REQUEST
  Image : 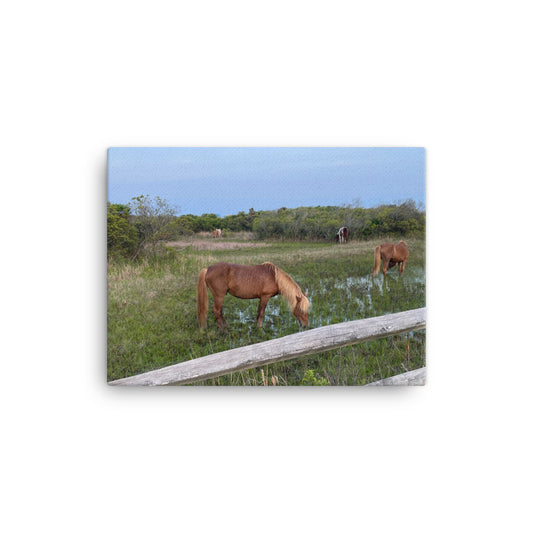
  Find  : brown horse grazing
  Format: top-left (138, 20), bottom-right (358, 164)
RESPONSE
top-left (372, 241), bottom-right (409, 277)
top-left (197, 262), bottom-right (309, 329)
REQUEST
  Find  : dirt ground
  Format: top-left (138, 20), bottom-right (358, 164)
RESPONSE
top-left (166, 239), bottom-right (269, 251)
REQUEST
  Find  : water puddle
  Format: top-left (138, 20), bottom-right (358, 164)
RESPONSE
top-left (226, 266), bottom-right (425, 336)
top-left (309, 266), bottom-right (425, 327)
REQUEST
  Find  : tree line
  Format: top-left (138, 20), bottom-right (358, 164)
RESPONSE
top-left (251, 202), bottom-right (424, 240)
top-left (108, 195), bottom-right (425, 260)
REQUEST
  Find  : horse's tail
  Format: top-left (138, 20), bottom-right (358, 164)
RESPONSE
top-left (372, 245), bottom-right (381, 277)
top-left (197, 268), bottom-right (209, 328)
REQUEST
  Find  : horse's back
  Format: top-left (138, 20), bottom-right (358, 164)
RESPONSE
top-left (206, 261), bottom-right (231, 278)
top-left (379, 243), bottom-right (396, 255)
top-left (207, 262), bottom-right (277, 299)
top-left (205, 262), bottom-right (231, 293)
top-left (397, 241), bottom-right (409, 258)
top-left (379, 242), bottom-right (408, 260)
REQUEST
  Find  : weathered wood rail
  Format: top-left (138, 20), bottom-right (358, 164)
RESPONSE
top-left (108, 307), bottom-right (426, 386)
top-left (366, 367), bottom-right (426, 386)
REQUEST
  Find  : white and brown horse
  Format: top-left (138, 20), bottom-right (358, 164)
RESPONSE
top-left (334, 226), bottom-right (349, 244)
top-left (213, 228), bottom-right (222, 238)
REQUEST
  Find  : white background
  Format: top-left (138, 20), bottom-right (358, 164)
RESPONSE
top-left (2, 1), bottom-right (531, 531)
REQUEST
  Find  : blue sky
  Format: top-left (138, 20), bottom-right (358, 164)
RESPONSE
top-left (107, 147), bottom-right (425, 216)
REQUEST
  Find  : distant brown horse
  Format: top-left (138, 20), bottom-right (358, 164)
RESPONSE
top-left (197, 262), bottom-right (309, 329)
top-left (372, 241), bottom-right (409, 277)
top-left (213, 228), bottom-right (222, 238)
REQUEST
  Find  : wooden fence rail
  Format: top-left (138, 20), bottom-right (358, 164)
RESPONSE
top-left (108, 307), bottom-right (426, 386)
top-left (366, 367), bottom-right (426, 386)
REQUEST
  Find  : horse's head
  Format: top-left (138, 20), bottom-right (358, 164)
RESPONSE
top-left (293, 292), bottom-right (310, 327)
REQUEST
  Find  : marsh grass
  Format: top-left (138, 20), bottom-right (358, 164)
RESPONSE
top-left (107, 237), bottom-right (425, 385)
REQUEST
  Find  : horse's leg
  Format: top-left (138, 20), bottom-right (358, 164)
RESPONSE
top-left (399, 259), bottom-right (407, 275)
top-left (212, 294), bottom-right (228, 330)
top-left (256, 296), bottom-right (270, 328)
top-left (382, 254), bottom-right (390, 276)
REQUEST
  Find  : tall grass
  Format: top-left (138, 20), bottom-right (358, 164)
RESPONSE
top-left (107, 237), bottom-right (425, 385)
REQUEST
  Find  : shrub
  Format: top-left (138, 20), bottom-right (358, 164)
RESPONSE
top-left (107, 203), bottom-right (138, 259)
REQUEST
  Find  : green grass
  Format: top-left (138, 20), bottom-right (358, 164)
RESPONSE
top-left (107, 237), bottom-right (425, 385)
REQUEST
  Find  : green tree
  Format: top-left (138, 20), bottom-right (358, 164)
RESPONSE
top-left (251, 201), bottom-right (424, 241)
top-left (167, 215), bottom-right (195, 237)
top-left (129, 195), bottom-right (178, 259)
top-left (107, 203), bottom-right (138, 259)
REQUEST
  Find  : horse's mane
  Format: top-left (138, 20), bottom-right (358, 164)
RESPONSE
top-left (263, 262), bottom-right (309, 313)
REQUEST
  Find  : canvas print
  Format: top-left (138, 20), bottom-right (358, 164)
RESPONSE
top-left (107, 148), bottom-right (426, 386)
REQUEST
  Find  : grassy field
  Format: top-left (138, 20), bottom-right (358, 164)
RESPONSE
top-left (107, 236), bottom-right (425, 385)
